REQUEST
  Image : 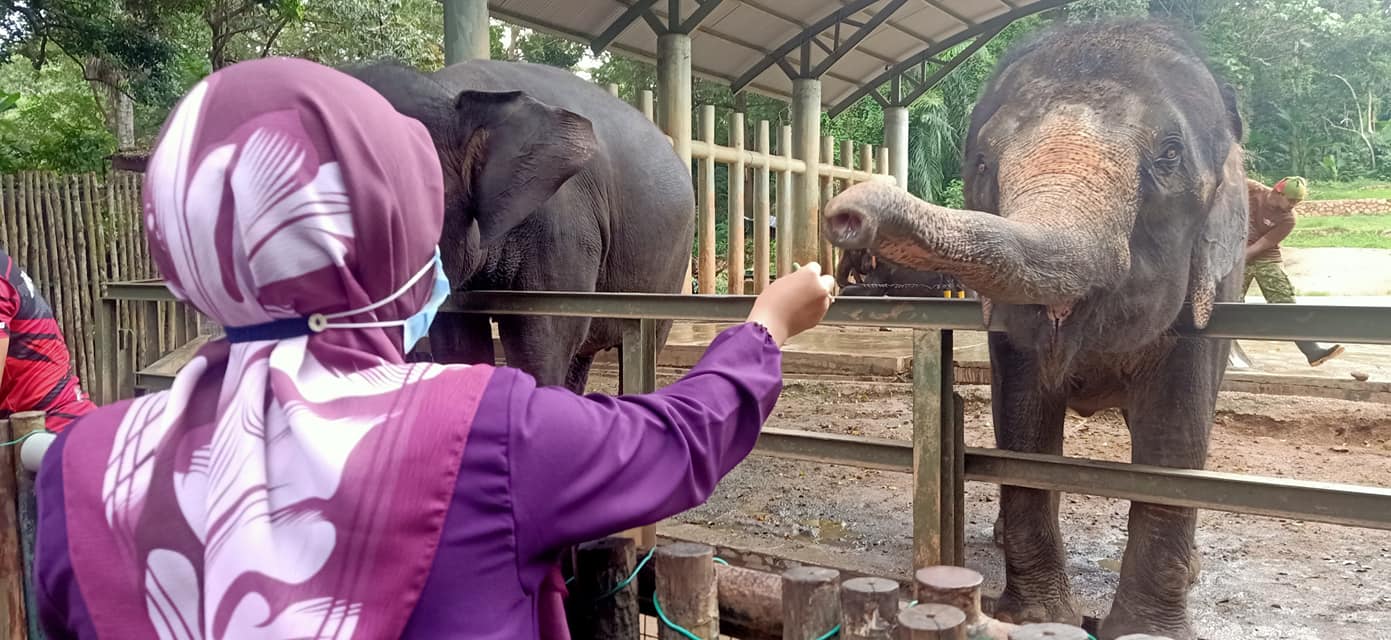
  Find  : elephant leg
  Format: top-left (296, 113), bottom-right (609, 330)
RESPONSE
top-left (989, 333), bottom-right (1080, 626)
top-left (429, 314), bottom-right (495, 365)
top-left (1099, 340), bottom-right (1221, 640)
top-left (498, 314), bottom-right (593, 390)
top-left (565, 354), bottom-right (595, 395)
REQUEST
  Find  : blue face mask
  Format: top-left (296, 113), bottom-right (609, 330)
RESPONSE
top-left (402, 248), bottom-right (450, 349)
top-left (294, 246), bottom-right (451, 351)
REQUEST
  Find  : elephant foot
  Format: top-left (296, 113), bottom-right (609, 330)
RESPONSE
top-left (1098, 601), bottom-right (1193, 640)
top-left (993, 590), bottom-right (1081, 627)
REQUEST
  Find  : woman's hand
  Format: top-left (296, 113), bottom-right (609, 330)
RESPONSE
top-left (747, 262), bottom-right (836, 346)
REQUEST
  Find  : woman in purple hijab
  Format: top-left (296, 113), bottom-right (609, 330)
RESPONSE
top-left (34, 58), bottom-right (835, 639)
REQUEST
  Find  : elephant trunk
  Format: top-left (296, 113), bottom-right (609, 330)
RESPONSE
top-left (823, 182), bottom-right (1132, 310)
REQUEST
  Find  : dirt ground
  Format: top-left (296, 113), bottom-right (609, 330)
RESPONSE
top-left (589, 370), bottom-right (1391, 640)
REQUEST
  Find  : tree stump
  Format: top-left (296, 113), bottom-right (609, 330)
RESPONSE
top-left (567, 537), bottom-right (639, 640)
top-left (654, 543), bottom-right (717, 639)
top-left (1007, 623), bottom-right (1090, 640)
top-left (782, 566), bottom-right (840, 640)
top-left (896, 603), bottom-right (966, 640)
top-left (840, 576), bottom-right (899, 639)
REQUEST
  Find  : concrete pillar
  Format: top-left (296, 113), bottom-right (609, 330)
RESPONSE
top-left (790, 77), bottom-right (822, 267)
top-left (885, 105), bottom-right (910, 189)
top-left (444, 0), bottom-right (490, 65)
top-left (657, 32), bottom-right (694, 294)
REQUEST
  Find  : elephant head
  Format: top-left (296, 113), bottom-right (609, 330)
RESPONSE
top-left (343, 62), bottom-right (598, 283)
top-left (824, 22), bottom-right (1247, 384)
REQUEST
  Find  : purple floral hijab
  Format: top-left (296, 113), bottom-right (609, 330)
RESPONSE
top-left (57, 58), bottom-right (494, 638)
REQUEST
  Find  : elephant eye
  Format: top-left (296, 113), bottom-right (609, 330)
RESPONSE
top-left (976, 158), bottom-right (989, 175)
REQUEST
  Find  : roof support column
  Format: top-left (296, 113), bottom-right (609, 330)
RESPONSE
top-left (443, 0), bottom-right (489, 65)
top-left (791, 77), bottom-right (822, 268)
top-left (656, 32), bottom-right (693, 294)
top-left (884, 104), bottom-right (910, 188)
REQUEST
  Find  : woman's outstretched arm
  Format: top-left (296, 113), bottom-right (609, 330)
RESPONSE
top-left (506, 321), bottom-right (781, 558)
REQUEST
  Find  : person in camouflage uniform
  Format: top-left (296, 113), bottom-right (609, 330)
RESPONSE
top-left (1245, 176), bottom-right (1344, 366)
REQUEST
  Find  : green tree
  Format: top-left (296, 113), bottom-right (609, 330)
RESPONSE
top-left (0, 55), bottom-right (116, 172)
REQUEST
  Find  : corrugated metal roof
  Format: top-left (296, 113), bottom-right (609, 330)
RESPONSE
top-left (489, 0), bottom-right (1074, 112)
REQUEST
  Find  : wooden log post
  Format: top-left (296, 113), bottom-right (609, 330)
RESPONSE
top-left (654, 543), bottom-right (717, 639)
top-left (1, 418), bottom-right (29, 638)
top-left (640, 89), bottom-right (655, 122)
top-left (698, 105), bottom-right (717, 294)
top-left (11, 411), bottom-right (46, 640)
top-left (754, 120), bottom-right (772, 292)
top-left (782, 566), bottom-right (839, 640)
top-left (860, 144), bottom-right (874, 183)
top-left (840, 576), bottom-right (899, 640)
top-left (777, 124), bottom-right (793, 279)
top-left (897, 604), bottom-right (966, 640)
top-left (1007, 624), bottom-right (1089, 640)
top-left (567, 537), bottom-right (639, 640)
top-left (606, 83), bottom-right (620, 97)
top-left (915, 567), bottom-right (982, 625)
top-left (729, 111), bottom-right (746, 295)
top-left (818, 136), bottom-right (835, 269)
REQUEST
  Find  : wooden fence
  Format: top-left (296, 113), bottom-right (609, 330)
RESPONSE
top-left (0, 171), bottom-right (195, 401)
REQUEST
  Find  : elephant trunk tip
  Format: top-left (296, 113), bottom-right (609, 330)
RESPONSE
top-left (825, 182), bottom-right (892, 250)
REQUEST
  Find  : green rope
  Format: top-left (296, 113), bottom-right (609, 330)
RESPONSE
top-left (594, 547), bottom-right (656, 601)
top-left (712, 557), bottom-right (729, 566)
top-left (0, 430), bottom-right (43, 448)
top-left (812, 624), bottom-right (841, 640)
top-left (652, 592), bottom-right (704, 640)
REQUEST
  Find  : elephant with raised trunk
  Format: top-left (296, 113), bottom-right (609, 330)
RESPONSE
top-left (824, 21), bottom-right (1247, 639)
top-left (344, 60), bottom-right (695, 393)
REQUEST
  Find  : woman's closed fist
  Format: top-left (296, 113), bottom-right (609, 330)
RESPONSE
top-left (747, 262), bottom-right (836, 346)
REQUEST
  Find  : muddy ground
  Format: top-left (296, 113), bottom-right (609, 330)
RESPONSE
top-left (589, 369), bottom-right (1391, 640)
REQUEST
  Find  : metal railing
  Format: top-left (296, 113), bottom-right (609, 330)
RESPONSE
top-left (99, 282), bottom-right (1391, 568)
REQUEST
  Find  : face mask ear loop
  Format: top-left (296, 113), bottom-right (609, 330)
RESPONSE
top-left (307, 250), bottom-right (439, 333)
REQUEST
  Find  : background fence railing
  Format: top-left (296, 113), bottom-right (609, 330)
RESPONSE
top-left (98, 283), bottom-right (1391, 573)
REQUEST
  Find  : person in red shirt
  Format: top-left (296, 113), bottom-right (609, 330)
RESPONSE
top-left (0, 247), bottom-right (97, 432)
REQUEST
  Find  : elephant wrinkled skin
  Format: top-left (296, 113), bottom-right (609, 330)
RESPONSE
top-left (345, 60), bottom-right (695, 392)
top-left (824, 21), bottom-right (1247, 639)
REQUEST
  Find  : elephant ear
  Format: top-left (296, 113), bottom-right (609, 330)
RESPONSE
top-left (455, 90), bottom-right (598, 246)
top-left (1187, 144), bottom-right (1248, 329)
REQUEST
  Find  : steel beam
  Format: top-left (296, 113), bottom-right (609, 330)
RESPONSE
top-left (101, 284), bottom-right (1391, 345)
top-left (591, 0), bottom-right (662, 53)
top-left (894, 30), bottom-right (1002, 107)
top-left (753, 429), bottom-right (1391, 531)
top-left (731, 0), bottom-right (902, 93)
top-left (828, 0), bottom-right (1077, 117)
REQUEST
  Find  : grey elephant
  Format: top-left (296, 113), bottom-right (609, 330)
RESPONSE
top-left (824, 21), bottom-right (1247, 639)
top-left (344, 60), bottom-right (695, 392)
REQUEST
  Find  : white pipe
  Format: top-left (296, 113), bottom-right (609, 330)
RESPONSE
top-left (20, 431), bottom-right (57, 472)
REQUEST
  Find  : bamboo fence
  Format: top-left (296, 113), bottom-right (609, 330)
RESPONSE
top-left (0, 171), bottom-right (196, 399)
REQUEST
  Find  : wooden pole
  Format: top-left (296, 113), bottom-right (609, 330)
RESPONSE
top-left (861, 144), bottom-right (874, 183)
top-left (640, 89), bottom-right (655, 122)
top-left (654, 543), bottom-right (717, 639)
top-left (72, 176), bottom-right (99, 391)
top-left (718, 563), bottom-right (782, 639)
top-left (0, 418), bottom-right (29, 638)
top-left (818, 135), bottom-right (835, 268)
top-left (55, 175), bottom-right (83, 384)
top-left (17, 174), bottom-right (31, 274)
top-left (729, 110), bottom-right (746, 295)
top-left (698, 105), bottom-right (716, 294)
top-left (607, 83), bottom-right (621, 97)
top-left (777, 124), bottom-right (793, 279)
top-left (878, 147), bottom-right (891, 181)
top-left (0, 175), bottom-right (12, 251)
top-left (754, 120), bottom-right (772, 292)
top-left (896, 604), bottom-right (965, 640)
top-left (567, 537), bottom-right (639, 640)
top-left (840, 576), bottom-right (899, 640)
top-left (10, 411), bottom-right (45, 640)
top-left (1007, 624), bottom-right (1089, 640)
top-left (781, 566), bottom-right (839, 640)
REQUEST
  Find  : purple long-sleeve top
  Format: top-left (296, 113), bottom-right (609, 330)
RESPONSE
top-left (35, 322), bottom-right (782, 639)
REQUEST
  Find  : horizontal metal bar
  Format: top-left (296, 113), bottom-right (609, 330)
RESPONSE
top-left (753, 429), bottom-right (1391, 531)
top-left (101, 285), bottom-right (1391, 344)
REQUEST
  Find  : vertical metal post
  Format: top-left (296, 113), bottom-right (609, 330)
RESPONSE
top-left (791, 77), bottom-right (822, 267)
top-left (619, 318), bottom-right (658, 548)
top-left (884, 105), bottom-right (910, 189)
top-left (443, 0), bottom-right (490, 65)
top-left (911, 329), bottom-right (957, 569)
